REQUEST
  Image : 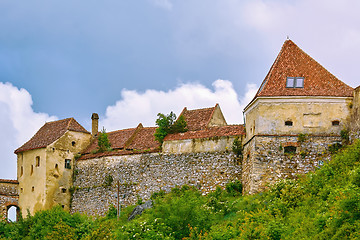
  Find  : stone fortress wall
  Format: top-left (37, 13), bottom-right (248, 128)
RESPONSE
top-left (71, 151), bottom-right (241, 216)
top-left (0, 180), bottom-right (19, 219)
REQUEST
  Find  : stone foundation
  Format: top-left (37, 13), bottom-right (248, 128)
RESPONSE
top-left (242, 135), bottom-right (340, 194)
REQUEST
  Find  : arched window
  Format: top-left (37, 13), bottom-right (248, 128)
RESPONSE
top-left (7, 205), bottom-right (19, 222)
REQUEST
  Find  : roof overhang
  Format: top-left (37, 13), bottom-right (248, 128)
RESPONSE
top-left (243, 95), bottom-right (353, 115)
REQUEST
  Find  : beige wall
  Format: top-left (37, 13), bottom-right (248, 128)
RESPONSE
top-left (17, 148), bottom-right (47, 216)
top-left (162, 136), bottom-right (242, 154)
top-left (244, 97), bottom-right (353, 142)
top-left (208, 105), bottom-right (227, 127)
top-left (17, 130), bottom-right (91, 217)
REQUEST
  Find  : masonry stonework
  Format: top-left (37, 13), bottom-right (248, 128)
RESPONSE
top-left (242, 135), bottom-right (338, 194)
top-left (71, 151), bottom-right (241, 216)
top-left (0, 180), bottom-right (19, 220)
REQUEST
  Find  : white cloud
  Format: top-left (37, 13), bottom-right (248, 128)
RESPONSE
top-left (0, 82), bottom-right (56, 179)
top-left (101, 80), bottom-right (257, 131)
top-left (150, 0), bottom-right (173, 10)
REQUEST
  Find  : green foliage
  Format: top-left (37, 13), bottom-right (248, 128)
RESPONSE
top-left (103, 174), bottom-right (113, 187)
top-left (328, 142), bottom-right (343, 154)
top-left (97, 127), bottom-right (112, 152)
top-left (231, 137), bottom-right (243, 158)
top-left (341, 128), bottom-right (350, 144)
top-left (154, 112), bottom-right (188, 144)
top-left (3, 141), bottom-right (360, 239)
top-left (297, 133), bottom-right (307, 142)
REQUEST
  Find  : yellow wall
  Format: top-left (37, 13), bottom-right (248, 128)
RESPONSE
top-left (162, 136), bottom-right (243, 154)
top-left (17, 130), bottom-right (91, 217)
top-left (244, 97), bottom-right (353, 142)
top-left (17, 148), bottom-right (47, 216)
top-left (208, 105), bottom-right (227, 127)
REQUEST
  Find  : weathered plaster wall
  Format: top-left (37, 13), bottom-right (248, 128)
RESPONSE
top-left (162, 136), bottom-right (238, 154)
top-left (350, 87), bottom-right (360, 140)
top-left (17, 130), bottom-right (91, 217)
top-left (0, 181), bottom-right (19, 219)
top-left (208, 105), bottom-right (227, 127)
top-left (242, 135), bottom-right (339, 194)
top-left (244, 97), bottom-right (352, 142)
top-left (17, 148), bottom-right (46, 216)
top-left (45, 131), bottom-right (92, 212)
top-left (71, 152), bottom-right (241, 216)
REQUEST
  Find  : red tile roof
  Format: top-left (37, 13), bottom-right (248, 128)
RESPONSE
top-left (255, 40), bottom-right (353, 98)
top-left (80, 124), bottom-right (161, 160)
top-left (0, 179), bottom-right (18, 184)
top-left (164, 125), bottom-right (245, 141)
top-left (15, 118), bottom-right (89, 154)
top-left (82, 126), bottom-right (139, 154)
top-left (126, 127), bottom-right (160, 150)
top-left (179, 104), bottom-right (217, 131)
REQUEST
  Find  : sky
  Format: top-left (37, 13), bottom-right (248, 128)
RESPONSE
top-left (1, 0), bottom-right (360, 179)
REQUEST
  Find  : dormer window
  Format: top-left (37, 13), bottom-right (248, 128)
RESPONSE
top-left (286, 77), bottom-right (304, 88)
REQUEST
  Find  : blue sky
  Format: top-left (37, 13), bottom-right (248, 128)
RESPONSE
top-left (1, 0), bottom-right (360, 179)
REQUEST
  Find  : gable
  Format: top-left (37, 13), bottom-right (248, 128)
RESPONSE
top-left (255, 40), bottom-right (353, 98)
top-left (179, 104), bottom-right (226, 131)
top-left (15, 118), bottom-right (89, 154)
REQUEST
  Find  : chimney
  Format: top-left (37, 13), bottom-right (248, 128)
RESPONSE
top-left (91, 113), bottom-right (99, 137)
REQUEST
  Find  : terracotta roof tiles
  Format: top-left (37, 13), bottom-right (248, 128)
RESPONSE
top-left (255, 40), bottom-right (353, 98)
top-left (179, 105), bottom-right (216, 131)
top-left (15, 118), bottom-right (89, 154)
top-left (164, 125), bottom-right (245, 141)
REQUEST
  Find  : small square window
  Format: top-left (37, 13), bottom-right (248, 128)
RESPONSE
top-left (286, 77), bottom-right (304, 88)
top-left (295, 77), bottom-right (304, 88)
top-left (286, 77), bottom-right (295, 88)
top-left (332, 120), bottom-right (340, 126)
top-left (285, 121), bottom-right (293, 126)
top-left (65, 159), bottom-right (71, 169)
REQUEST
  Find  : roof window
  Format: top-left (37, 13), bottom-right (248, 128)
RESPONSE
top-left (286, 77), bottom-right (304, 88)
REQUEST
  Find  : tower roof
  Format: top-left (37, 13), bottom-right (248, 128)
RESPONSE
top-left (255, 40), bottom-right (353, 98)
top-left (15, 118), bottom-right (89, 154)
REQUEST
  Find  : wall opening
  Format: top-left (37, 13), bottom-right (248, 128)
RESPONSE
top-left (284, 146), bottom-right (297, 154)
top-left (72, 141), bottom-right (76, 146)
top-left (65, 159), bottom-right (71, 169)
top-left (35, 156), bottom-right (40, 167)
top-left (332, 120), bottom-right (340, 126)
top-left (20, 166), bottom-right (23, 177)
top-left (30, 165), bottom-right (33, 175)
top-left (7, 205), bottom-right (19, 222)
top-left (285, 121), bottom-right (293, 126)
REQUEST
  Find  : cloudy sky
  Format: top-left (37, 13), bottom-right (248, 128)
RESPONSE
top-left (1, 0), bottom-right (360, 179)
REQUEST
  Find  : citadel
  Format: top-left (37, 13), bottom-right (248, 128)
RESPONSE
top-left (1, 40), bottom-right (360, 219)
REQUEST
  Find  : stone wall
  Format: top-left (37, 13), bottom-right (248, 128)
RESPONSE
top-left (0, 180), bottom-right (19, 219)
top-left (351, 86), bottom-right (360, 140)
top-left (71, 151), bottom-right (241, 216)
top-left (242, 135), bottom-right (339, 194)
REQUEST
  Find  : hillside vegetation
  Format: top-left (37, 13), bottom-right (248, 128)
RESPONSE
top-left (1, 141), bottom-right (360, 239)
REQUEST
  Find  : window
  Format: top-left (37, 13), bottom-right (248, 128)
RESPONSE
top-left (332, 120), bottom-right (340, 126)
top-left (286, 77), bottom-right (304, 88)
top-left (30, 165), bottom-right (33, 176)
top-left (285, 121), bottom-right (293, 126)
top-left (65, 159), bottom-right (71, 169)
top-left (284, 146), bottom-right (297, 154)
top-left (35, 156), bottom-right (40, 167)
top-left (61, 188), bottom-right (67, 193)
top-left (31, 186), bottom-right (34, 192)
top-left (20, 166), bottom-right (23, 177)
top-left (72, 141), bottom-right (76, 146)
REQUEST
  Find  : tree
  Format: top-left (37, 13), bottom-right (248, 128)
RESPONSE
top-left (97, 127), bottom-right (112, 152)
top-left (154, 112), bottom-right (188, 144)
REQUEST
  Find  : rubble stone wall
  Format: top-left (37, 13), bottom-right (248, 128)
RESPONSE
top-left (0, 181), bottom-right (19, 219)
top-left (242, 135), bottom-right (340, 194)
top-left (71, 152), bottom-right (241, 216)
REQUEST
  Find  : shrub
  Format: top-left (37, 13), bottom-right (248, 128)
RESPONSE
top-left (232, 137), bottom-right (243, 158)
top-left (154, 112), bottom-right (188, 144)
top-left (97, 127), bottom-right (112, 152)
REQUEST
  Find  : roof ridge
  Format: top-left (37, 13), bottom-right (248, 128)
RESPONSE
top-left (124, 123), bottom-right (144, 148)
